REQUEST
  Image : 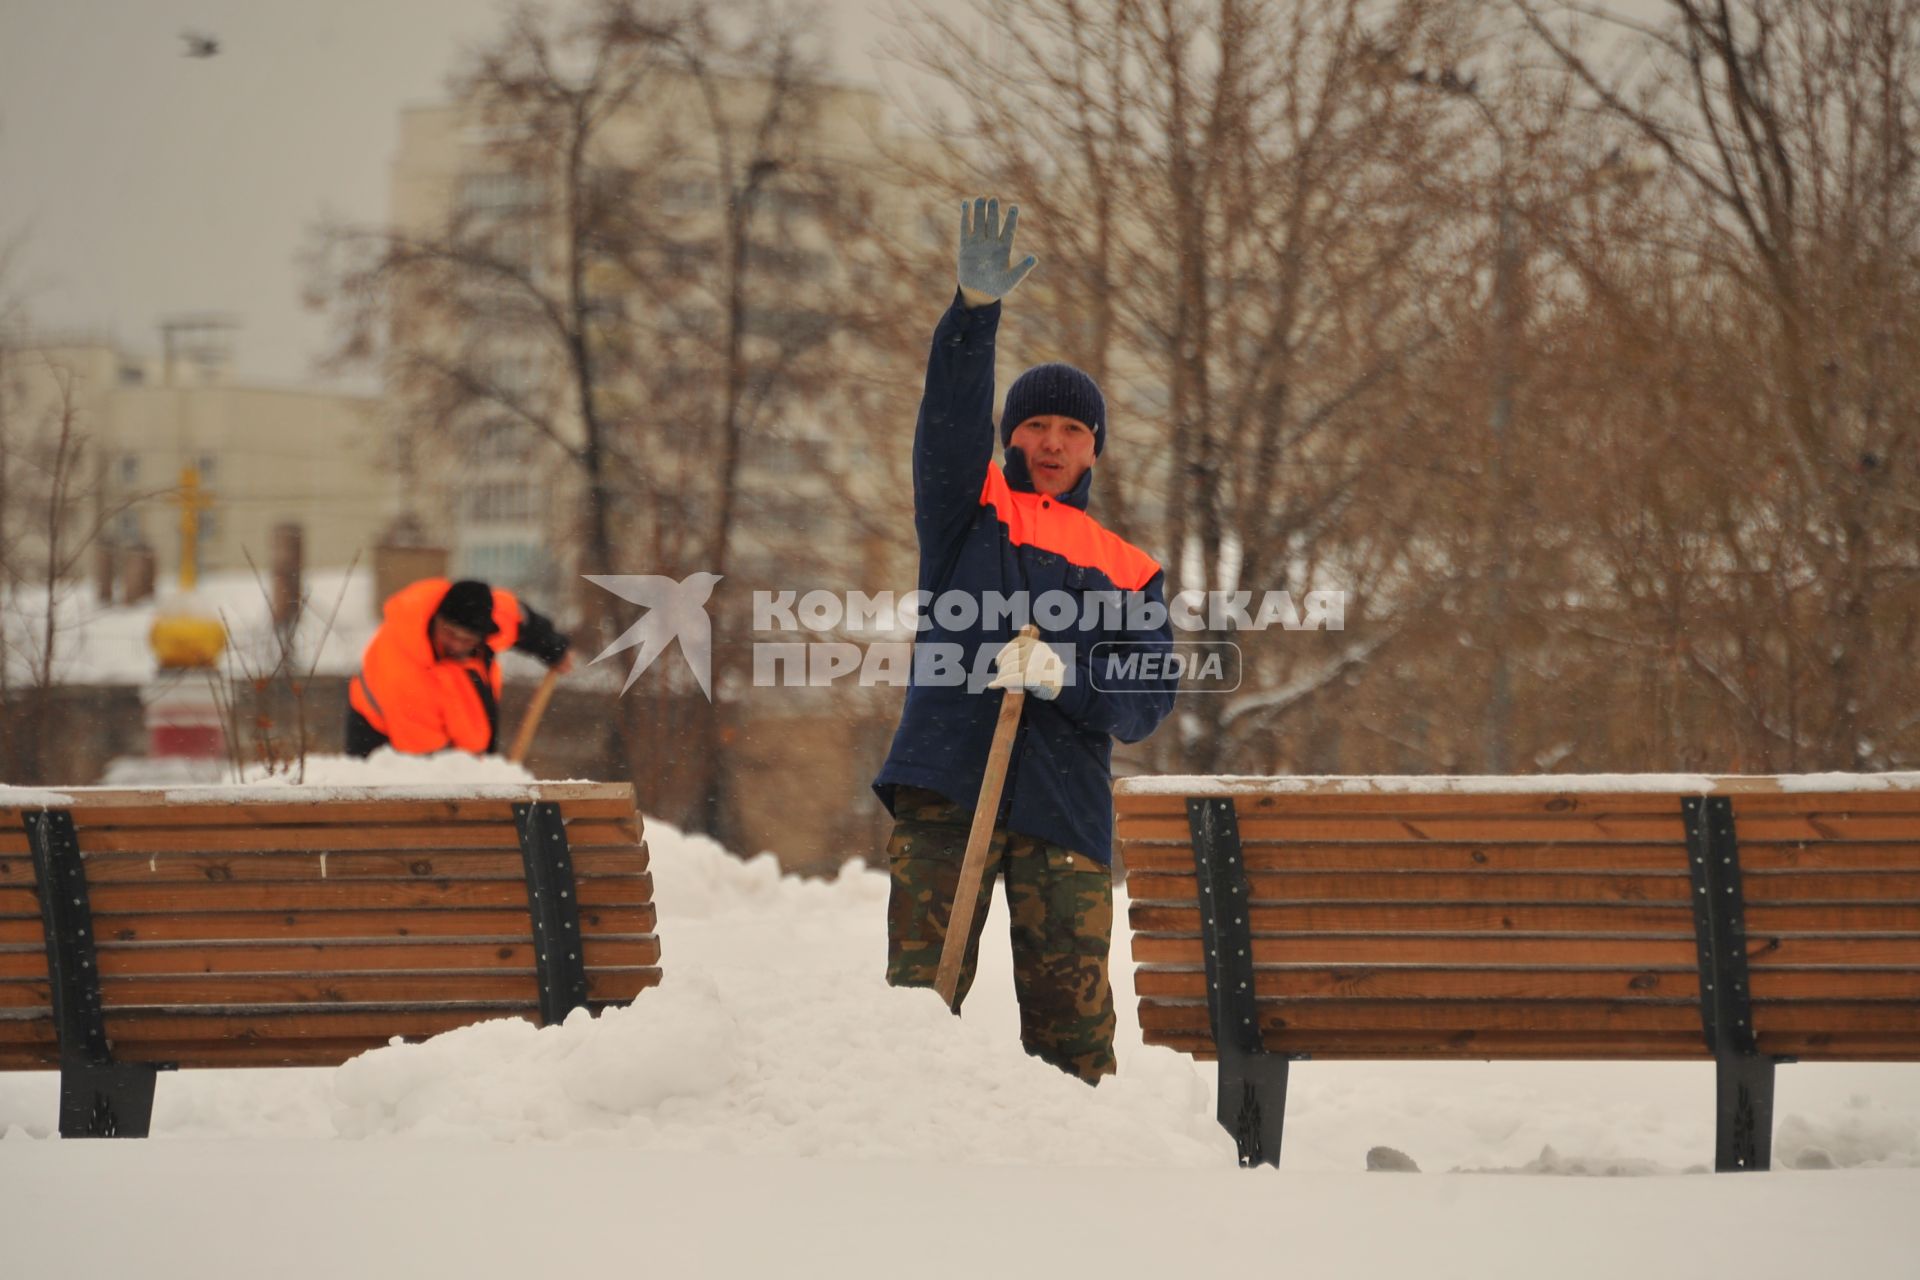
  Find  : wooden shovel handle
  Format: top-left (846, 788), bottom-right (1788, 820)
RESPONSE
top-left (934, 624), bottom-right (1040, 1009)
top-left (506, 667), bottom-right (563, 765)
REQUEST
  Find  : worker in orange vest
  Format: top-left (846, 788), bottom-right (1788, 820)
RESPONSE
top-left (346, 578), bottom-right (574, 757)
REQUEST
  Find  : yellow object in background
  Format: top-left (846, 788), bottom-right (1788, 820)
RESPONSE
top-left (150, 613), bottom-right (228, 669)
top-left (175, 466), bottom-right (214, 592)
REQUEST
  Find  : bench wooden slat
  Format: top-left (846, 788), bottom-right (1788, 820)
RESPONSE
top-left (1135, 967), bottom-right (1698, 1001)
top-left (1138, 999), bottom-right (1705, 1034)
top-left (1123, 843), bottom-right (1692, 873)
top-left (1117, 814), bottom-right (1687, 844)
top-left (0, 937), bottom-right (660, 981)
top-left (1737, 873), bottom-right (1920, 902)
top-left (56, 820), bottom-right (639, 855)
top-left (1741, 903), bottom-right (1920, 931)
top-left (1737, 815), bottom-right (1920, 841)
top-left (17, 903), bottom-right (657, 944)
top-left (1124, 842), bottom-right (1920, 874)
top-left (1126, 868), bottom-right (1920, 905)
top-left (83, 874), bottom-right (651, 916)
top-left (1136, 998), bottom-right (1920, 1040)
top-left (1748, 970), bottom-right (1920, 997)
top-left (20, 936), bottom-right (659, 978)
top-left (1140, 1001), bottom-right (1920, 1042)
top-left (1130, 934), bottom-right (1707, 966)
top-left (1742, 846), bottom-right (1920, 870)
top-left (1126, 871), bottom-right (1693, 906)
top-left (1720, 793), bottom-right (1920, 815)
top-left (1146, 1028), bottom-right (1920, 1061)
top-left (0, 966), bottom-right (662, 1010)
top-left (1129, 902), bottom-right (1699, 936)
top-left (13, 848), bottom-right (651, 886)
top-left (1132, 902), bottom-right (1920, 936)
top-left (93, 1004), bottom-right (642, 1042)
top-left (1137, 966), bottom-right (1920, 1001)
top-left (1143, 1029), bottom-right (1712, 1060)
top-left (1134, 932), bottom-right (1920, 967)
top-left (0, 948), bottom-right (47, 983)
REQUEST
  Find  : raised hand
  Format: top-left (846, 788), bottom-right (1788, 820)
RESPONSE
top-left (956, 196), bottom-right (1038, 308)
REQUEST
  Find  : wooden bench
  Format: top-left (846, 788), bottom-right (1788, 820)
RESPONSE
top-left (1117, 774), bottom-right (1920, 1171)
top-left (0, 782), bottom-right (661, 1137)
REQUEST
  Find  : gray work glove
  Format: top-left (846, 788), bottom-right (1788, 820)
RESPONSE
top-left (956, 196), bottom-right (1037, 309)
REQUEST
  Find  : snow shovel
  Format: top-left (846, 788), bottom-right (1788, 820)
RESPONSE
top-left (935, 624), bottom-right (1041, 1010)
top-left (507, 667), bottom-right (563, 764)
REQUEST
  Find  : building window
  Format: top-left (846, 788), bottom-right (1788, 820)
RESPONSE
top-left (460, 540), bottom-right (548, 590)
top-left (119, 455), bottom-right (139, 484)
top-left (458, 171), bottom-right (540, 215)
top-left (473, 420), bottom-right (532, 463)
top-left (468, 481), bottom-right (535, 523)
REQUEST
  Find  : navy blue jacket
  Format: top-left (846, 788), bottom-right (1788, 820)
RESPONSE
top-left (873, 293), bottom-right (1177, 865)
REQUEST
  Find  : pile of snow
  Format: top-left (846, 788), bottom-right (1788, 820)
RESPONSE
top-left (94, 749), bottom-right (549, 794)
top-left (321, 824), bottom-right (1222, 1166)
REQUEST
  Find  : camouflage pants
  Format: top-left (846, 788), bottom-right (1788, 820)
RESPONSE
top-left (884, 785), bottom-right (1118, 1084)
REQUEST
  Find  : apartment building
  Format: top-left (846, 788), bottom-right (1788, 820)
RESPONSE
top-left (384, 67), bottom-right (939, 607)
top-left (2, 322), bottom-right (393, 590)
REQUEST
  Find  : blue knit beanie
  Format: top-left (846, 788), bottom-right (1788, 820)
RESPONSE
top-left (999, 362), bottom-right (1107, 456)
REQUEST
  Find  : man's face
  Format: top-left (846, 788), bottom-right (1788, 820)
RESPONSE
top-left (430, 616), bottom-right (486, 662)
top-left (1009, 414), bottom-right (1096, 497)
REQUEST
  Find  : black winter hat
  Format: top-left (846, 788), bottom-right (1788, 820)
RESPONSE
top-left (999, 362), bottom-right (1107, 456)
top-left (435, 579), bottom-right (500, 636)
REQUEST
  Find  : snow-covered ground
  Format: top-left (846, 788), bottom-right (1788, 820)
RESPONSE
top-left (3, 807), bottom-right (1919, 1275)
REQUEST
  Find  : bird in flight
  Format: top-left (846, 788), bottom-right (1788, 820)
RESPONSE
top-left (181, 32), bottom-right (220, 58)
top-left (584, 572), bottom-right (724, 699)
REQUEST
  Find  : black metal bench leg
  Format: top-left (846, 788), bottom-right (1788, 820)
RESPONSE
top-left (1715, 1054), bottom-right (1775, 1172)
top-left (58, 1060), bottom-right (163, 1138)
top-left (1219, 1053), bottom-right (1290, 1168)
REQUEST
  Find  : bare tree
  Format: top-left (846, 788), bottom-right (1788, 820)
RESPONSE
top-left (308, 0), bottom-right (907, 835)
top-left (1514, 0), bottom-right (1920, 769)
top-left (0, 354), bottom-right (134, 781)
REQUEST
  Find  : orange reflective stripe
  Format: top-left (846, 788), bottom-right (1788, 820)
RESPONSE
top-left (349, 671), bottom-right (388, 731)
top-left (979, 463), bottom-right (1160, 590)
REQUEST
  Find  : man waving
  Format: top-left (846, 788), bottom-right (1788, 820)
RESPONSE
top-left (874, 198), bottom-right (1178, 1084)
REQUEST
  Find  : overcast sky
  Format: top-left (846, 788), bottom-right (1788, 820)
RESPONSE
top-left (0, 0), bottom-right (896, 386)
top-left (0, 1), bottom-right (1665, 389)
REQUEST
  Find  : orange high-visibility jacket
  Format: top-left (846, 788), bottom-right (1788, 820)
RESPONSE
top-left (348, 578), bottom-right (529, 755)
